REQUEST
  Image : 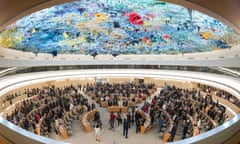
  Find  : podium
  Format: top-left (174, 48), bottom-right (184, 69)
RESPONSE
top-left (59, 125), bottom-right (68, 139)
top-left (107, 106), bottom-right (128, 113)
top-left (100, 101), bottom-right (108, 107)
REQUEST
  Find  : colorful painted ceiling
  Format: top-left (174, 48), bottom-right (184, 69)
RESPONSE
top-left (0, 0), bottom-right (239, 56)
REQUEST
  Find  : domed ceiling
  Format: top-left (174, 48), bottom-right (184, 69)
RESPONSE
top-left (0, 0), bottom-right (239, 56)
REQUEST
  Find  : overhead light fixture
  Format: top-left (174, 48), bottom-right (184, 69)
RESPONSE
top-left (91, 52), bottom-right (98, 58)
top-left (111, 51), bottom-right (121, 57)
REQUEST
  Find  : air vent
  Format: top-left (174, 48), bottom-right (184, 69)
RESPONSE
top-left (188, 57), bottom-right (194, 59)
top-left (205, 57), bottom-right (208, 59)
top-left (0, 55), bottom-right (5, 58)
top-left (14, 57), bottom-right (19, 59)
top-left (28, 57), bottom-right (35, 59)
top-left (141, 58), bottom-right (145, 60)
top-left (45, 58), bottom-right (50, 60)
top-left (235, 55), bottom-right (238, 57)
top-left (77, 58), bottom-right (81, 60)
top-left (219, 56), bottom-right (225, 59)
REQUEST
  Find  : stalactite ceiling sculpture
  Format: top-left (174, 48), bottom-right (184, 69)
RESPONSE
top-left (0, 0), bottom-right (239, 56)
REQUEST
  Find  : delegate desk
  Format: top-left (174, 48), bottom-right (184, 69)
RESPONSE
top-left (59, 124), bottom-right (68, 139)
top-left (2, 94), bottom-right (27, 110)
top-left (36, 115), bottom-right (47, 136)
top-left (201, 91), bottom-right (240, 114)
top-left (137, 109), bottom-right (151, 134)
top-left (36, 124), bottom-right (40, 135)
top-left (35, 115), bottom-right (46, 135)
top-left (158, 108), bottom-right (174, 142)
top-left (158, 108), bottom-right (173, 132)
top-left (187, 114), bottom-right (196, 136)
top-left (200, 111), bottom-right (217, 128)
top-left (2, 95), bottom-right (34, 117)
top-left (59, 105), bottom-right (84, 139)
top-left (107, 106), bottom-right (128, 113)
top-left (81, 109), bottom-right (98, 132)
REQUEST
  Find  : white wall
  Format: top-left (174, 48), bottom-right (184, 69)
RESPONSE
top-left (0, 45), bottom-right (240, 67)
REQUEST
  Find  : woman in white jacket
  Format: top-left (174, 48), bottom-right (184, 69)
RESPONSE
top-left (94, 124), bottom-right (101, 142)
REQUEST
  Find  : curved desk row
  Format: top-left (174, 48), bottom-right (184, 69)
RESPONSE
top-left (157, 108), bottom-right (174, 142)
top-left (1, 95), bottom-right (35, 118)
top-left (186, 114), bottom-right (199, 137)
top-left (201, 91), bottom-right (240, 115)
top-left (158, 108), bottom-right (174, 133)
top-left (57, 119), bottom-right (68, 139)
top-left (2, 94), bottom-right (27, 110)
top-left (62, 105), bottom-right (85, 139)
top-left (136, 109), bottom-right (151, 134)
top-left (199, 111), bottom-right (217, 128)
top-left (182, 97), bottom-right (219, 128)
top-left (81, 109), bottom-right (98, 132)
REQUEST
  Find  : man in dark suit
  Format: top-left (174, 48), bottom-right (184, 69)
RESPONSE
top-left (127, 112), bottom-right (131, 128)
top-left (170, 123), bottom-right (178, 141)
top-left (123, 118), bottom-right (129, 138)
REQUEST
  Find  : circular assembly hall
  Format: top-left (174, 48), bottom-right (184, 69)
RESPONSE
top-left (0, 0), bottom-right (240, 144)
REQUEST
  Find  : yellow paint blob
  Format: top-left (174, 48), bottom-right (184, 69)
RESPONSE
top-left (95, 13), bottom-right (106, 21)
top-left (201, 32), bottom-right (209, 40)
top-left (63, 32), bottom-right (69, 39)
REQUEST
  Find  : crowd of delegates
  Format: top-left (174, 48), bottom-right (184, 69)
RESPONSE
top-left (84, 82), bottom-right (155, 106)
top-left (198, 84), bottom-right (240, 107)
top-left (2, 92), bottom-right (21, 106)
top-left (139, 85), bottom-right (228, 141)
top-left (5, 84), bottom-right (95, 136)
top-left (2, 82), bottom-right (232, 142)
top-left (101, 84), bottom-right (229, 141)
top-left (4, 82), bottom-right (240, 111)
top-left (108, 108), bottom-right (146, 139)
